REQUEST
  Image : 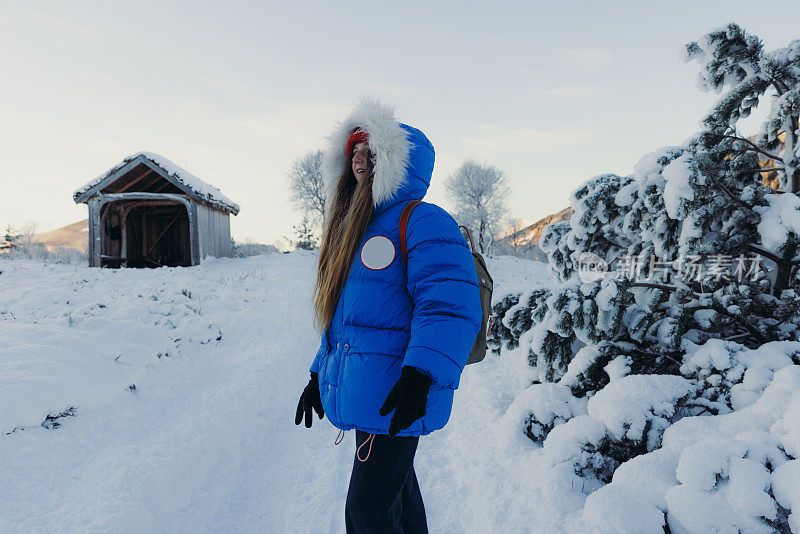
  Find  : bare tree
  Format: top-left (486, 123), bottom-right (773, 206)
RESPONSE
top-left (445, 160), bottom-right (510, 254)
top-left (20, 221), bottom-right (37, 249)
top-left (504, 217), bottom-right (528, 256)
top-left (288, 150), bottom-right (326, 229)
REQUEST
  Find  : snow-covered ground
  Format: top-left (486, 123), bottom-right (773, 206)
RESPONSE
top-left (0, 252), bottom-right (557, 533)
top-left (3, 253), bottom-right (798, 533)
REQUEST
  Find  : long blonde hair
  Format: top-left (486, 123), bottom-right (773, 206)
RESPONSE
top-left (313, 166), bottom-right (374, 331)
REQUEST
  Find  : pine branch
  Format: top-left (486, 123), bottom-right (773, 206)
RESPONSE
top-left (770, 313), bottom-right (793, 330)
top-left (599, 234), bottom-right (626, 250)
top-left (719, 134), bottom-right (783, 162)
top-left (711, 178), bottom-right (756, 212)
top-left (631, 282), bottom-right (700, 299)
top-left (723, 332), bottom-right (753, 341)
top-left (741, 168), bottom-right (785, 173)
top-left (708, 301), bottom-right (769, 344)
top-left (660, 353), bottom-right (682, 366)
top-left (632, 282), bottom-right (768, 344)
top-left (746, 244), bottom-right (782, 265)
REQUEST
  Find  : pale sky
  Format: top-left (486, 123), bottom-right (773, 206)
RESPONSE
top-left (1, 1), bottom-right (798, 246)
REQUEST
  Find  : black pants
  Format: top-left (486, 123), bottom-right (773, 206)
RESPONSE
top-left (345, 430), bottom-right (428, 534)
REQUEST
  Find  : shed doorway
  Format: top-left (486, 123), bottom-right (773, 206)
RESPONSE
top-left (125, 203), bottom-right (190, 268)
top-left (100, 200), bottom-right (191, 268)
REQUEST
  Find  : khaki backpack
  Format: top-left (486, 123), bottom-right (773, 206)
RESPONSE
top-left (399, 200), bottom-right (494, 365)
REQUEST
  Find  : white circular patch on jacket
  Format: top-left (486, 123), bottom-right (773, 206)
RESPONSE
top-left (360, 235), bottom-right (395, 270)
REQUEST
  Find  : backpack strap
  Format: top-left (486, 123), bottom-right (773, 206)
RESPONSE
top-left (459, 225), bottom-right (476, 253)
top-left (399, 199), bottom-right (424, 265)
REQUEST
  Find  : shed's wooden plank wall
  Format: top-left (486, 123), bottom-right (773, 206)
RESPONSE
top-left (196, 204), bottom-right (232, 259)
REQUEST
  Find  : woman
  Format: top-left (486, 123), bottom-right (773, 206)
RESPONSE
top-left (295, 98), bottom-right (481, 533)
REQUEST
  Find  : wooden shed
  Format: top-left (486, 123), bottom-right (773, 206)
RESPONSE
top-left (73, 152), bottom-right (240, 268)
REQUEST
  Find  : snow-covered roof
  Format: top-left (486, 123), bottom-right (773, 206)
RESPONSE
top-left (73, 152), bottom-right (240, 214)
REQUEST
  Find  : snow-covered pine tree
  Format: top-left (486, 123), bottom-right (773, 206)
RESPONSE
top-left (489, 24), bottom-right (800, 453)
top-left (3, 224), bottom-right (20, 250)
top-left (291, 215), bottom-right (317, 250)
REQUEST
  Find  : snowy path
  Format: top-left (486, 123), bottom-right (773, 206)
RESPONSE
top-left (0, 253), bottom-right (557, 533)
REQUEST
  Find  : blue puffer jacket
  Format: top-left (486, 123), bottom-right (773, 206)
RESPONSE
top-left (309, 99), bottom-right (481, 437)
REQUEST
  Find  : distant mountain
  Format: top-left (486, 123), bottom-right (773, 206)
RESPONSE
top-left (31, 211), bottom-right (577, 261)
top-left (29, 220), bottom-right (284, 258)
top-left (33, 219), bottom-right (88, 251)
top-left (494, 207), bottom-right (572, 261)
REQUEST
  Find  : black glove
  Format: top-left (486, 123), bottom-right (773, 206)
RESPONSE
top-left (379, 366), bottom-right (433, 437)
top-left (295, 372), bottom-right (324, 428)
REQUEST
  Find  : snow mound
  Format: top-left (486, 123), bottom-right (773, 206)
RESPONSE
top-left (587, 374), bottom-right (695, 443)
top-left (754, 193), bottom-right (800, 256)
top-left (517, 383), bottom-right (587, 443)
top-left (574, 364), bottom-right (800, 533)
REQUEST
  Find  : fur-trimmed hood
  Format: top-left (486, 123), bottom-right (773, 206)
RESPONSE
top-left (322, 98), bottom-right (434, 214)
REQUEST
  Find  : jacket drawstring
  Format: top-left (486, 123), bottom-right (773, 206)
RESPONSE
top-left (334, 429), bottom-right (374, 462)
top-left (356, 433), bottom-right (375, 462)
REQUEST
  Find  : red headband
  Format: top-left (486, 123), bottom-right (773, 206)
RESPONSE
top-left (346, 128), bottom-right (369, 159)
